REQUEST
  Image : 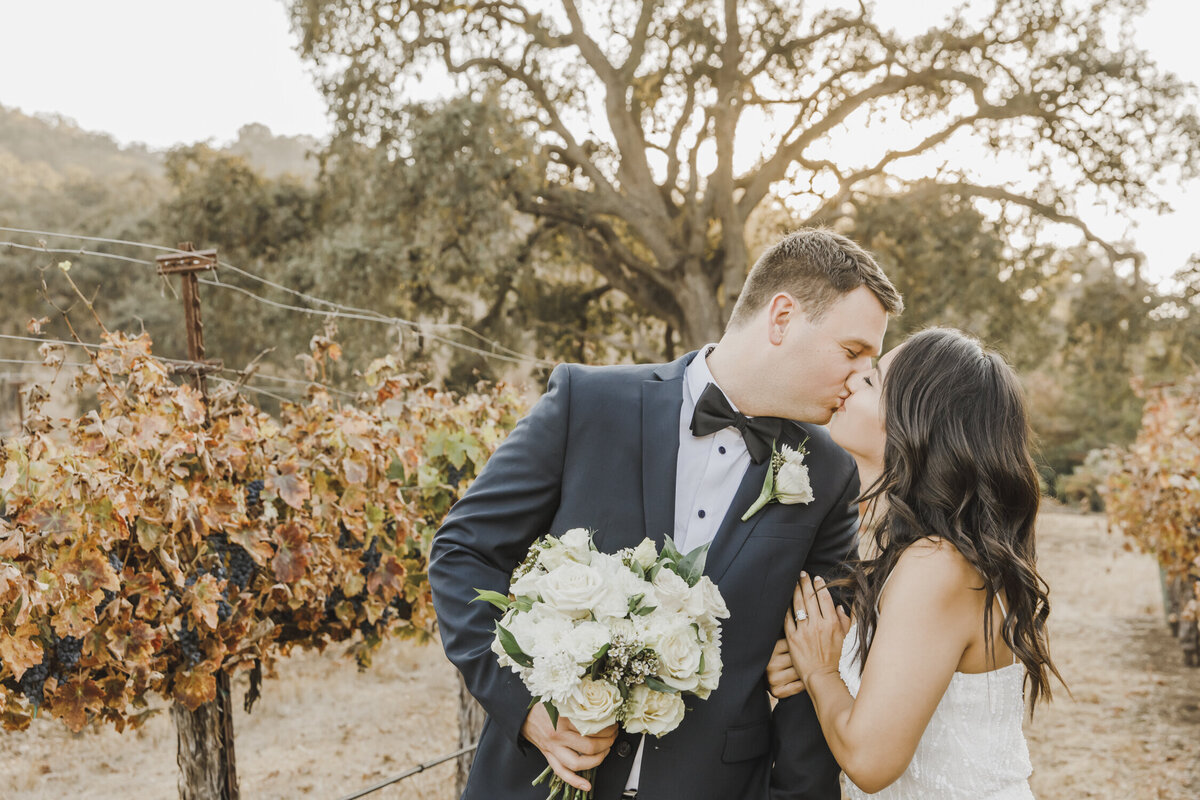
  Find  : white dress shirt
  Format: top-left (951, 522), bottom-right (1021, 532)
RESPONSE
top-left (625, 344), bottom-right (752, 791)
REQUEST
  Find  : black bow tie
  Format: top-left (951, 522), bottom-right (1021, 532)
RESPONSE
top-left (689, 382), bottom-right (785, 464)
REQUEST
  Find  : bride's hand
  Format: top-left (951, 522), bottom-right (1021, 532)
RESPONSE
top-left (766, 637), bottom-right (806, 698)
top-left (783, 572), bottom-right (851, 684)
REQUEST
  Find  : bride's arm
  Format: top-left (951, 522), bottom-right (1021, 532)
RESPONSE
top-left (784, 540), bottom-right (980, 793)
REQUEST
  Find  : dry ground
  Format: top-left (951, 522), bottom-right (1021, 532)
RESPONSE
top-left (2, 510), bottom-right (1197, 799)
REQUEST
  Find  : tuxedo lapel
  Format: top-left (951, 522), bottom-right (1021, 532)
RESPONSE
top-left (639, 356), bottom-right (692, 549)
top-left (705, 421), bottom-right (806, 583)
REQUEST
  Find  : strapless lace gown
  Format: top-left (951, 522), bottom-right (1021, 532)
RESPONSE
top-left (838, 623), bottom-right (1035, 799)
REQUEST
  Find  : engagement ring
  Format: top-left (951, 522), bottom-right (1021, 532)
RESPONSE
top-left (794, 609), bottom-right (808, 623)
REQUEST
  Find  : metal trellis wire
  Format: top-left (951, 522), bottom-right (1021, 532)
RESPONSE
top-left (335, 742), bottom-right (478, 800)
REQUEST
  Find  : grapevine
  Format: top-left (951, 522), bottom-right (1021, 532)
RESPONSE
top-left (1105, 375), bottom-right (1200, 665)
top-left (0, 327), bottom-right (525, 731)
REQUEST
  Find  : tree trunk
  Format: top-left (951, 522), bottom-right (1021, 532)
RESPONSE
top-left (676, 272), bottom-right (726, 350)
top-left (456, 671), bottom-right (486, 795)
top-left (172, 672), bottom-right (240, 800)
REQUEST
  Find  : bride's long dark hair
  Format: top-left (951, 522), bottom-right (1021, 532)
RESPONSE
top-left (850, 327), bottom-right (1062, 708)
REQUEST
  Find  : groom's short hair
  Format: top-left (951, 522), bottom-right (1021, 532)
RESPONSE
top-left (728, 228), bottom-right (902, 328)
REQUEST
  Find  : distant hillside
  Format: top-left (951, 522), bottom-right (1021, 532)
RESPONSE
top-left (0, 106), bottom-right (321, 234)
top-left (0, 105), bottom-right (319, 189)
top-left (225, 122), bottom-right (321, 181)
top-left (0, 105), bottom-right (163, 181)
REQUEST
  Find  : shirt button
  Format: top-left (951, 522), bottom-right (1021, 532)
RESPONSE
top-left (698, 510), bottom-right (706, 519)
top-left (616, 741), bottom-right (633, 757)
top-left (718, 446), bottom-right (727, 454)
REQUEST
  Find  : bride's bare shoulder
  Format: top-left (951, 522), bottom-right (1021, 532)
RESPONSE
top-left (885, 537), bottom-right (984, 605)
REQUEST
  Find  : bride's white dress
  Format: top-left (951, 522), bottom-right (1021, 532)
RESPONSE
top-left (837, 600), bottom-right (1035, 799)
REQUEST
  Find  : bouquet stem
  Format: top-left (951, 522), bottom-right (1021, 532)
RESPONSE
top-left (533, 764), bottom-right (597, 800)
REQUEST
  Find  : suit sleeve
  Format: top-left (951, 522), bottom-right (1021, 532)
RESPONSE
top-left (768, 463), bottom-right (860, 800)
top-left (429, 364), bottom-right (572, 750)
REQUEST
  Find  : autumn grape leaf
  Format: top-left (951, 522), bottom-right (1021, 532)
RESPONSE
top-left (61, 552), bottom-right (121, 594)
top-left (0, 460), bottom-right (20, 494)
top-left (0, 628), bottom-right (43, 680)
top-left (52, 595), bottom-right (97, 638)
top-left (185, 574), bottom-right (223, 630)
top-left (105, 620), bottom-right (159, 665)
top-left (173, 384), bottom-right (207, 426)
top-left (342, 456), bottom-right (368, 485)
top-left (50, 678), bottom-right (104, 732)
top-left (271, 523), bottom-right (312, 583)
top-left (366, 555), bottom-right (406, 596)
top-left (173, 668), bottom-right (216, 711)
top-left (266, 463), bottom-right (310, 510)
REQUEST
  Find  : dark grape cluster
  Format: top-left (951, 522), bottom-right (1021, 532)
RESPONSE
top-left (324, 588), bottom-right (349, 619)
top-left (359, 538), bottom-right (381, 577)
top-left (201, 532), bottom-right (257, 619)
top-left (50, 634), bottom-right (83, 684)
top-left (445, 463), bottom-right (468, 487)
top-left (245, 479), bottom-right (264, 518)
top-left (227, 545), bottom-right (255, 592)
top-left (337, 520), bottom-right (361, 550)
top-left (391, 595), bottom-right (412, 619)
top-left (177, 624), bottom-right (203, 667)
top-left (19, 659), bottom-right (49, 707)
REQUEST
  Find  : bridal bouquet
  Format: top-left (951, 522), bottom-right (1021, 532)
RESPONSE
top-left (474, 529), bottom-right (729, 800)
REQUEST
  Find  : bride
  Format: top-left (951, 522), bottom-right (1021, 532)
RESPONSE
top-left (766, 327), bottom-right (1063, 798)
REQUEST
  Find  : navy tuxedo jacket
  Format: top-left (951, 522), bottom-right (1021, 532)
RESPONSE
top-left (430, 352), bottom-right (859, 800)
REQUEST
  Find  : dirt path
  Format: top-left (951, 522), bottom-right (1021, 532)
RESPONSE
top-left (1026, 510), bottom-right (1200, 799)
top-left (2, 510), bottom-right (1197, 798)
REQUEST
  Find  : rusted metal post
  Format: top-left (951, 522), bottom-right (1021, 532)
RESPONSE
top-left (155, 243), bottom-right (220, 398)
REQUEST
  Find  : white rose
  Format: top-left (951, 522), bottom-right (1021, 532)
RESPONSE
top-left (651, 567), bottom-right (692, 614)
top-left (539, 562), bottom-right (605, 617)
top-left (559, 528), bottom-right (594, 563)
top-left (562, 620), bottom-right (611, 665)
top-left (693, 640), bottom-right (723, 699)
top-left (655, 624), bottom-right (703, 692)
top-left (581, 554), bottom-right (641, 621)
top-left (681, 582), bottom-right (708, 619)
top-left (539, 540), bottom-right (571, 571)
top-left (561, 677), bottom-right (622, 735)
top-left (623, 685), bottom-right (686, 737)
top-left (775, 444), bottom-right (814, 504)
top-left (631, 538), bottom-right (659, 570)
top-left (526, 650), bottom-right (585, 706)
top-left (509, 569), bottom-right (544, 599)
top-left (695, 575), bottom-right (730, 621)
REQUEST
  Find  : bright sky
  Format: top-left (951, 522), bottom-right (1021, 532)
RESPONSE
top-left (1, 0), bottom-right (1197, 284)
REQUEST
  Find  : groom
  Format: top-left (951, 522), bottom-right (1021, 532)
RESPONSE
top-left (430, 229), bottom-right (902, 799)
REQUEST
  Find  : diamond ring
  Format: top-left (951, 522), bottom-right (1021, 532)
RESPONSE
top-left (794, 609), bottom-right (808, 624)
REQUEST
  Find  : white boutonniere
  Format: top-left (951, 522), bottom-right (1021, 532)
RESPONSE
top-left (741, 439), bottom-right (814, 521)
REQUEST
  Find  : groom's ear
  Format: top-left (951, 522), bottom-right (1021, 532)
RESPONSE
top-left (766, 292), bottom-right (800, 345)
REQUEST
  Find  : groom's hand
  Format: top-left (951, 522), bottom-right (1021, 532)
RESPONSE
top-left (521, 704), bottom-right (618, 792)
top-left (767, 637), bottom-right (807, 699)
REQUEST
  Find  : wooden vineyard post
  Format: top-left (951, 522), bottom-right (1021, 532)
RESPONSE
top-left (156, 243), bottom-right (238, 800)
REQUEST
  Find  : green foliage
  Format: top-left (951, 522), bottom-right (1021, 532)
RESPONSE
top-left (848, 190), bottom-right (1058, 368)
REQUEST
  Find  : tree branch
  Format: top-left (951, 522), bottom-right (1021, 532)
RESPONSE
top-left (898, 181), bottom-right (1143, 267)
